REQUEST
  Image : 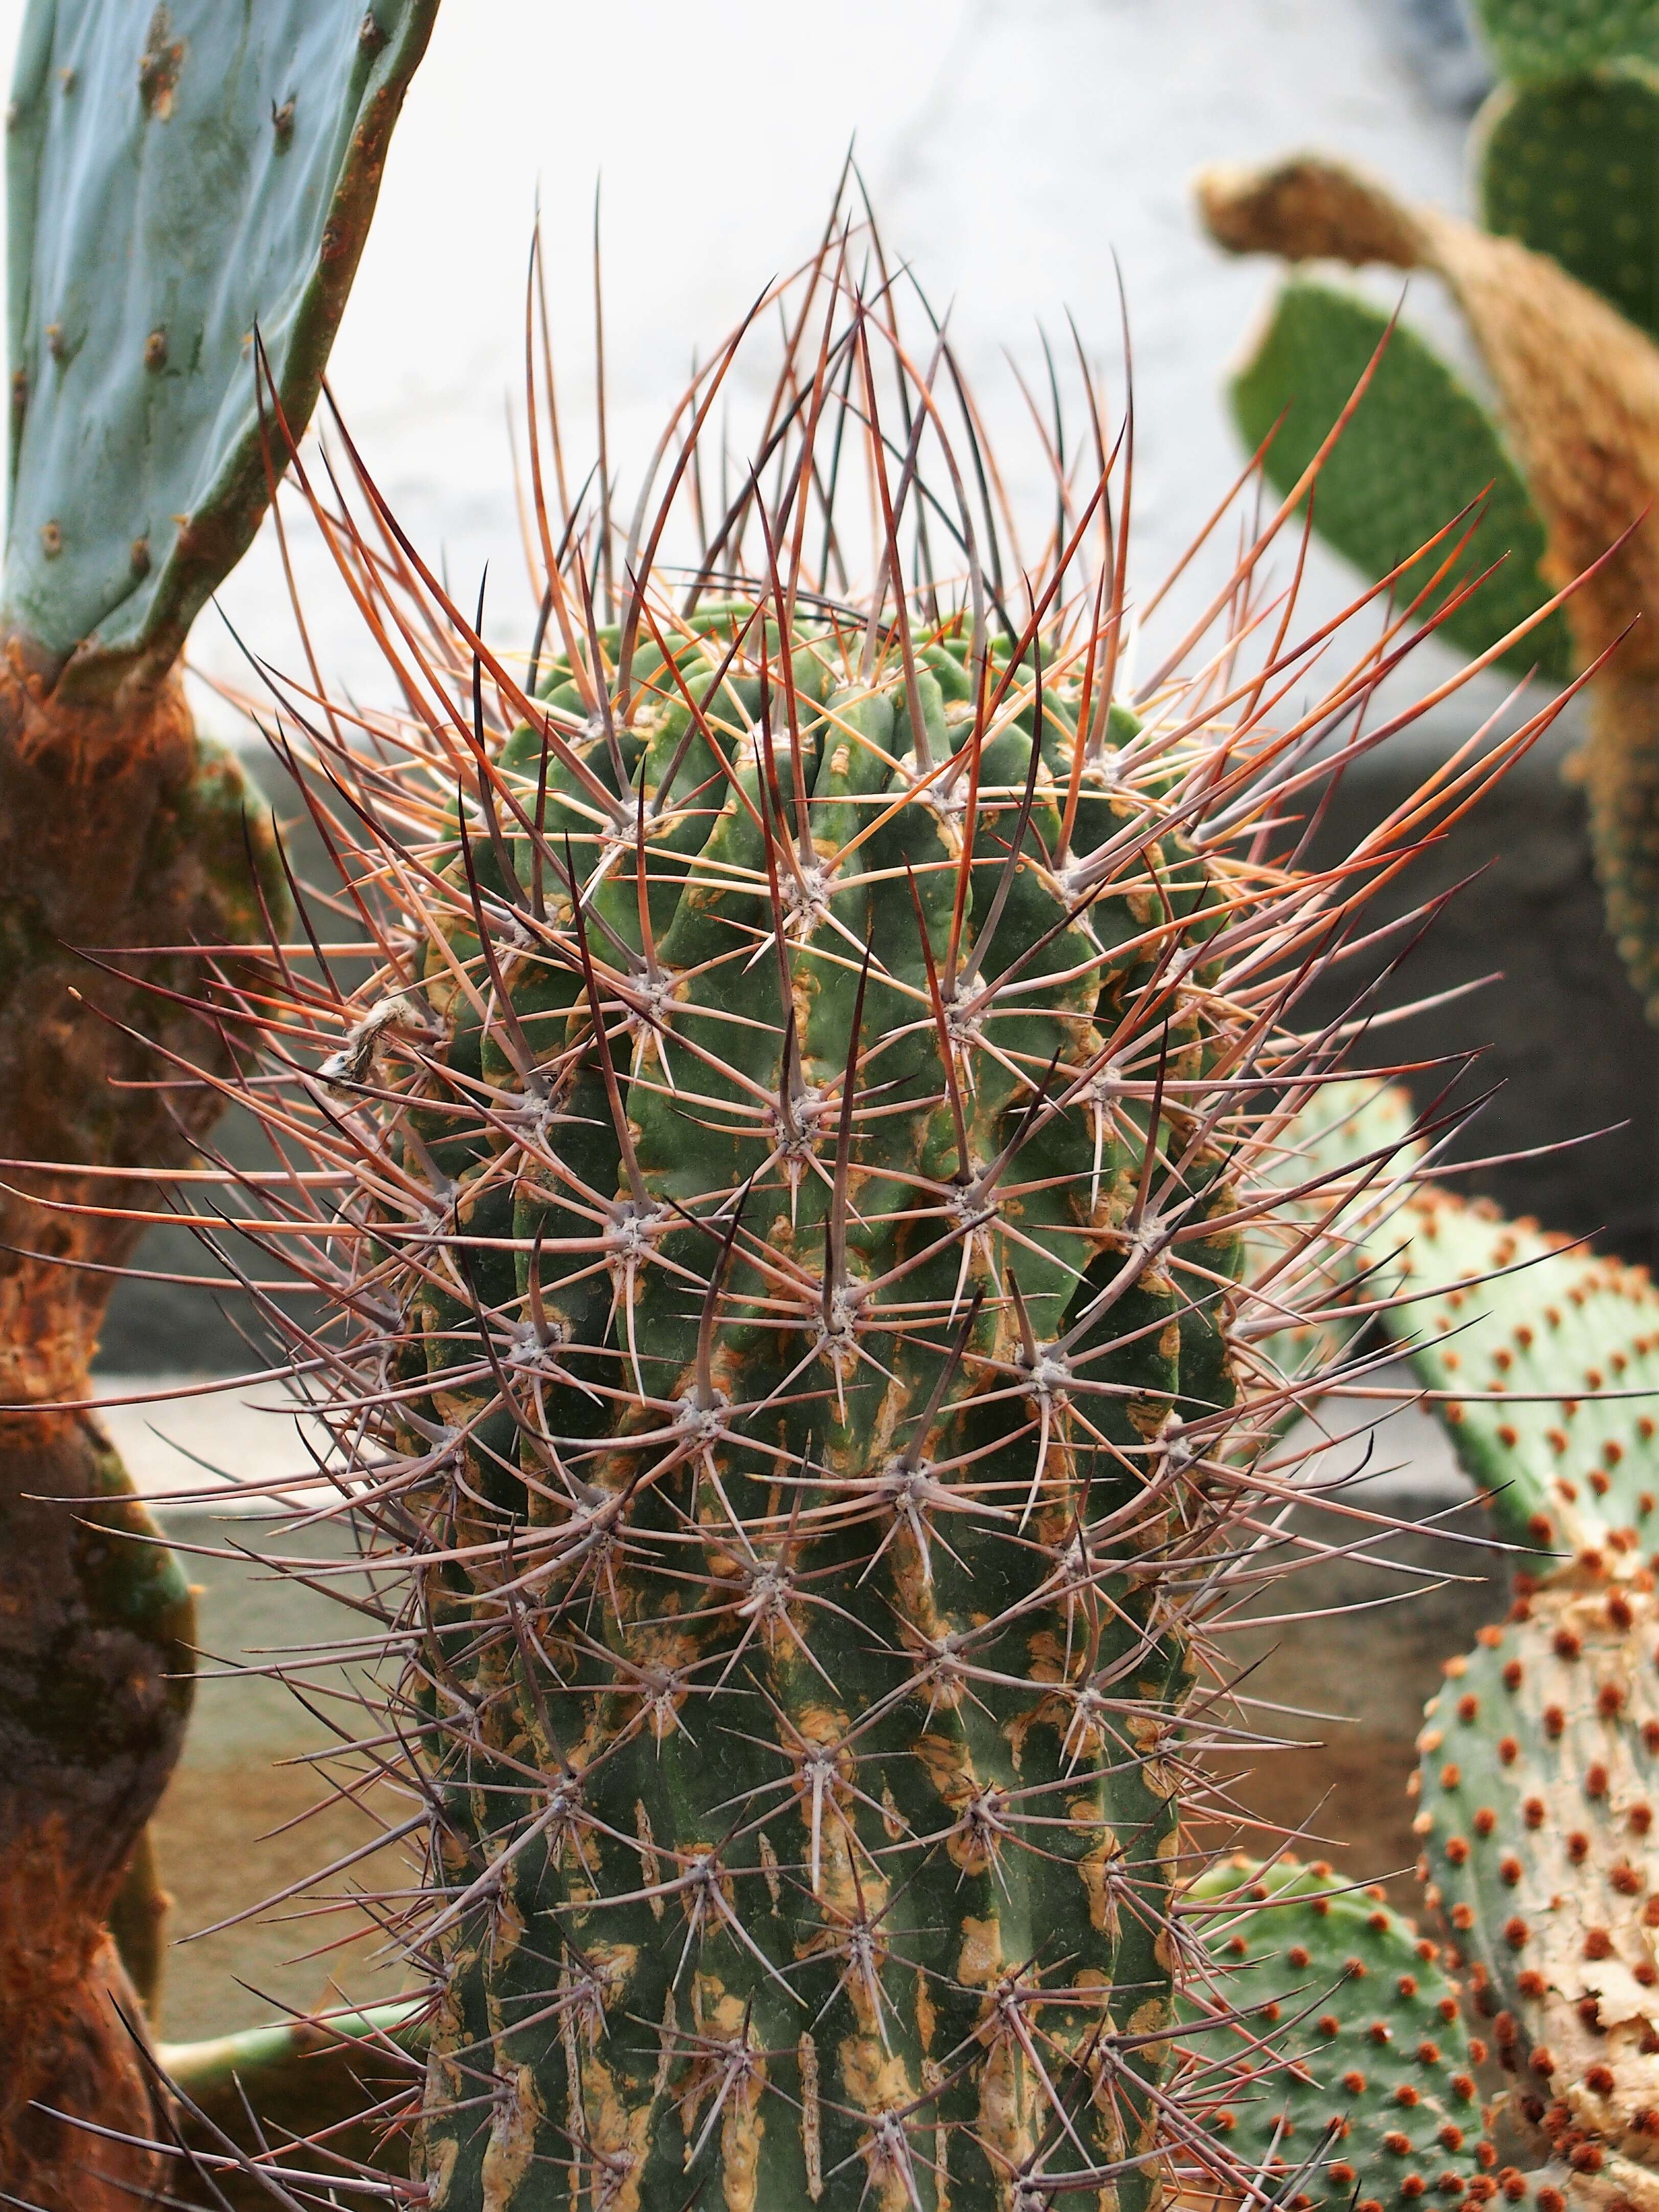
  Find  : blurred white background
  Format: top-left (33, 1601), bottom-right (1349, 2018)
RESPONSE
top-left (4, 0), bottom-right (1480, 721)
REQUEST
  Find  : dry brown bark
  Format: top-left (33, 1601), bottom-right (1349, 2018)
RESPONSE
top-left (0, 650), bottom-right (280, 2204)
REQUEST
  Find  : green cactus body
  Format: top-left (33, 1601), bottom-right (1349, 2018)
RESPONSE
top-left (1414, 1583), bottom-right (1659, 2199)
top-left (1182, 1858), bottom-right (1489, 2212)
top-left (1477, 65), bottom-right (1659, 343)
top-left (1472, 0), bottom-right (1659, 81)
top-left (391, 606), bottom-right (1248, 2212)
top-left (1229, 281), bottom-right (1571, 681)
top-left (147, 204), bottom-right (1523, 2204)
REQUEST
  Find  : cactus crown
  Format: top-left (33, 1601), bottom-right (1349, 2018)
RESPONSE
top-left (115, 208), bottom-right (1588, 2211)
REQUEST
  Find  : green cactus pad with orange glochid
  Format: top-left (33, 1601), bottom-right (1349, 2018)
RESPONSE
top-left (1230, 280), bottom-right (1571, 682)
top-left (1478, 64), bottom-right (1659, 342)
top-left (1383, 1190), bottom-right (1659, 1568)
top-left (1472, 0), bottom-right (1659, 80)
top-left (1416, 1581), bottom-right (1659, 2197)
top-left (1183, 1858), bottom-right (1491, 2212)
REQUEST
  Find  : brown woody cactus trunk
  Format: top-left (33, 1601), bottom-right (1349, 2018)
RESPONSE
top-left (0, 644), bottom-right (279, 2207)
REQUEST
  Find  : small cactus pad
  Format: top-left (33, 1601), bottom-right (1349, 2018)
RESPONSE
top-left (1384, 1188), bottom-right (1659, 1566)
top-left (1231, 281), bottom-right (1571, 680)
top-left (1472, 0), bottom-right (1659, 80)
top-left (1416, 1584), bottom-right (1659, 2186)
top-left (1183, 1858), bottom-right (1491, 2212)
top-left (5, 0), bottom-right (438, 684)
top-left (1477, 65), bottom-right (1659, 342)
top-left (1263, 1080), bottom-right (1422, 1233)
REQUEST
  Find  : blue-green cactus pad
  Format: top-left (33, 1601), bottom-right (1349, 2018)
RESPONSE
top-left (1247, 1078), bottom-right (1421, 1414)
top-left (1416, 1587), bottom-right (1659, 2199)
top-left (1267, 1082), bottom-right (1659, 1573)
top-left (1477, 65), bottom-right (1659, 342)
top-left (1231, 281), bottom-right (1572, 682)
top-left (5, 0), bottom-right (438, 683)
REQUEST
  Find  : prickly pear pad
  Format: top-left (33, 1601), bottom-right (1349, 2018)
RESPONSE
top-left (1183, 1859), bottom-right (1490, 2212)
top-left (1248, 1078), bottom-right (1420, 1401)
top-left (1416, 1583), bottom-right (1659, 2188)
top-left (1230, 280), bottom-right (1570, 680)
top-left (1384, 1192), bottom-right (1659, 1565)
top-left (5, 0), bottom-right (438, 680)
top-left (1472, 0), bottom-right (1659, 81)
top-left (1477, 65), bottom-right (1659, 342)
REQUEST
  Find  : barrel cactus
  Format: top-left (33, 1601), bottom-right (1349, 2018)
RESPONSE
top-left (418, 609), bottom-right (1220, 2212)
top-left (97, 193), bottom-right (1620, 2209)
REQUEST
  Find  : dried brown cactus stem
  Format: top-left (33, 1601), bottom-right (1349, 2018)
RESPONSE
top-left (1194, 154), bottom-right (1432, 271)
top-left (1194, 153), bottom-right (1659, 666)
top-left (106, 1829), bottom-right (170, 2020)
top-left (0, 1405), bottom-right (190, 2208)
top-left (1198, 151), bottom-right (1659, 1011)
top-left (0, 639), bottom-right (285, 2206)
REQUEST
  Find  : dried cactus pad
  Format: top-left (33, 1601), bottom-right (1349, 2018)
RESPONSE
top-left (1183, 1858), bottom-right (1490, 2212)
top-left (1477, 65), bottom-right (1659, 343)
top-left (1383, 1189), bottom-right (1659, 1566)
top-left (1415, 1582), bottom-right (1659, 2194)
top-left (1472, 0), bottom-right (1659, 81)
top-left (1230, 280), bottom-right (1570, 680)
top-left (4, 0), bottom-right (438, 683)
